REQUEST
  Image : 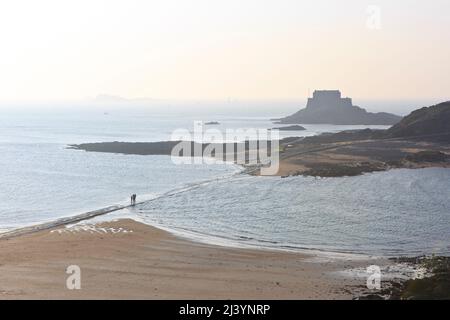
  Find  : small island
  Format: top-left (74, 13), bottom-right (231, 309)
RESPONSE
top-left (275, 90), bottom-right (402, 125)
top-left (272, 125), bottom-right (306, 131)
top-left (205, 121), bottom-right (220, 125)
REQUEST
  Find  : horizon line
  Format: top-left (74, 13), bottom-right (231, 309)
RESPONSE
top-left (0, 96), bottom-right (448, 105)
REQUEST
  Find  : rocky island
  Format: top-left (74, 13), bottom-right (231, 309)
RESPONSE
top-left (276, 90), bottom-right (402, 125)
top-left (272, 125), bottom-right (306, 131)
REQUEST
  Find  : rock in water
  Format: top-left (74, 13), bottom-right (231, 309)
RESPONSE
top-left (276, 90), bottom-right (402, 125)
top-left (272, 125), bottom-right (306, 131)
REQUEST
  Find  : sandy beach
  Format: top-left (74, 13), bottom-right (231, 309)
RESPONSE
top-left (0, 219), bottom-right (383, 299)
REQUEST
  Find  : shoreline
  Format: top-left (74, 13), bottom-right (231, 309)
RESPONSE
top-left (0, 199), bottom-right (373, 262)
top-left (0, 186), bottom-right (441, 299)
top-left (0, 162), bottom-right (244, 241)
top-left (1, 165), bottom-right (447, 259)
top-left (0, 218), bottom-right (389, 299)
top-left (0, 203), bottom-right (134, 241)
top-left (3, 217), bottom-right (438, 300)
top-left (140, 218), bottom-right (375, 261)
top-left (69, 134), bottom-right (450, 178)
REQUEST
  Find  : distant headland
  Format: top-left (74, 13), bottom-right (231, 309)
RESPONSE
top-left (276, 90), bottom-right (402, 125)
top-left (69, 101), bottom-right (450, 178)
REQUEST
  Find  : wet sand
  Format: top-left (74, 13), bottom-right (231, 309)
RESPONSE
top-left (0, 219), bottom-right (382, 299)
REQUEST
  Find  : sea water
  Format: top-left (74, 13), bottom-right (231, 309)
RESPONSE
top-left (1, 108), bottom-right (448, 256)
top-left (134, 169), bottom-right (450, 257)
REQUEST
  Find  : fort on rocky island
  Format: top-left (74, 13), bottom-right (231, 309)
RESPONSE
top-left (277, 90), bottom-right (402, 125)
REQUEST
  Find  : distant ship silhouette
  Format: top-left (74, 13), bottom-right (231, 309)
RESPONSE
top-left (276, 90), bottom-right (402, 125)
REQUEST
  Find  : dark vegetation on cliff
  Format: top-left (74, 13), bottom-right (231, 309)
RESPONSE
top-left (386, 101), bottom-right (450, 138)
top-left (302, 101), bottom-right (450, 144)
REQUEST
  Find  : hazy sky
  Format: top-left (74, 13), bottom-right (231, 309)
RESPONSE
top-left (1, 0), bottom-right (449, 102)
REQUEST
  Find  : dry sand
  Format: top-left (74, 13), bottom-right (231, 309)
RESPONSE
top-left (0, 219), bottom-right (384, 299)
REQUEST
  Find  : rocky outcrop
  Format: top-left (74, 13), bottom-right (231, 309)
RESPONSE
top-left (272, 125), bottom-right (306, 131)
top-left (276, 90), bottom-right (402, 125)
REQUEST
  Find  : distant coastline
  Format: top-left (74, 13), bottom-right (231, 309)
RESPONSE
top-left (70, 101), bottom-right (450, 178)
top-left (69, 134), bottom-right (450, 178)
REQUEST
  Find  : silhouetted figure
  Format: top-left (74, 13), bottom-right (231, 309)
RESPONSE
top-left (131, 195), bottom-right (134, 206)
top-left (133, 194), bottom-right (137, 205)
